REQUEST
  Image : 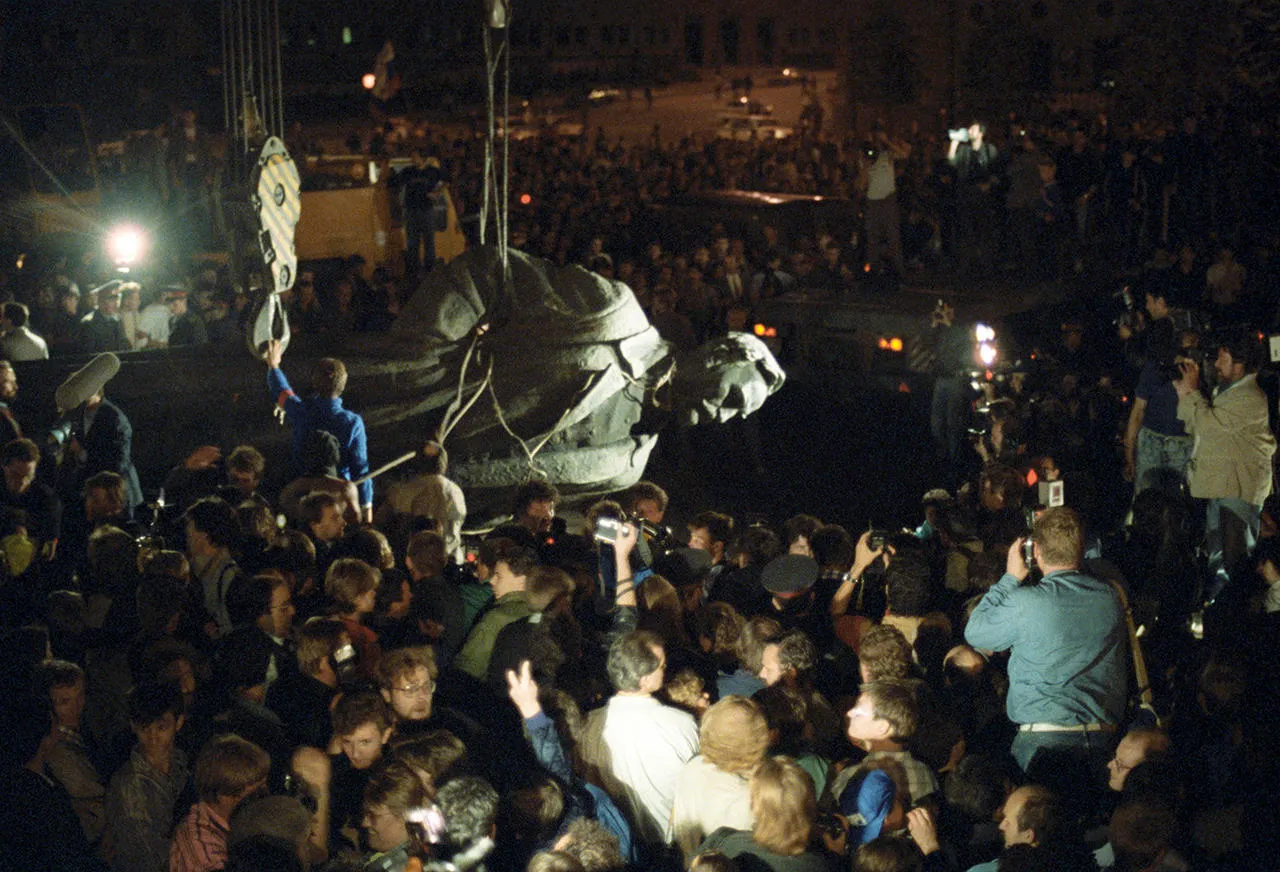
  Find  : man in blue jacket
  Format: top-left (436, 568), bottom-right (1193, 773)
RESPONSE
top-left (265, 339), bottom-right (372, 523)
top-left (965, 506), bottom-right (1127, 776)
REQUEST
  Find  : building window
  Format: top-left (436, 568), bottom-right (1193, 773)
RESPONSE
top-left (660, 26), bottom-right (670, 44)
top-left (645, 25), bottom-right (655, 45)
top-left (1096, 0), bottom-right (1114, 17)
top-left (529, 23), bottom-right (541, 47)
top-left (555, 24), bottom-right (569, 46)
top-left (601, 25), bottom-right (614, 45)
top-left (619, 25), bottom-right (630, 45)
top-left (788, 26), bottom-right (798, 45)
top-left (574, 25), bottom-right (587, 45)
top-left (970, 2), bottom-right (985, 22)
top-left (342, 26), bottom-right (353, 46)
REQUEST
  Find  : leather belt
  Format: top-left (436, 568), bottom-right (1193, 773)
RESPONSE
top-left (1018, 722), bottom-right (1118, 734)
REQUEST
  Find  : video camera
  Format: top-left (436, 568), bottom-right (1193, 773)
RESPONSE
top-left (404, 804), bottom-right (495, 872)
top-left (594, 512), bottom-right (655, 571)
top-left (1021, 479), bottom-right (1065, 576)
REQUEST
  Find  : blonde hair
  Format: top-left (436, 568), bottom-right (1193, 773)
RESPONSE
top-left (663, 667), bottom-right (707, 713)
top-left (638, 574), bottom-right (690, 647)
top-left (750, 756), bottom-right (816, 855)
top-left (1034, 506), bottom-right (1084, 567)
top-left (700, 695), bottom-right (769, 775)
top-left (295, 617), bottom-right (346, 677)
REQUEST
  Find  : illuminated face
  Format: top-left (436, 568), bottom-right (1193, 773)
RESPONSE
top-left (363, 802), bottom-right (409, 853)
top-left (758, 643), bottom-right (785, 686)
top-left (633, 498), bottom-right (663, 525)
top-left (0, 365), bottom-right (16, 401)
top-left (1214, 349), bottom-right (1241, 386)
top-left (688, 526), bottom-right (713, 553)
top-left (100, 295), bottom-right (120, 315)
top-left (998, 789), bottom-right (1038, 847)
top-left (1107, 735), bottom-right (1147, 792)
top-left (134, 711), bottom-right (182, 756)
top-left (385, 665), bottom-right (435, 722)
top-left (520, 499), bottom-right (556, 534)
top-left (846, 693), bottom-right (883, 745)
top-left (265, 584), bottom-right (295, 639)
top-left (4, 459), bottom-right (36, 495)
top-left (340, 722), bottom-right (388, 770)
top-left (312, 504), bottom-right (346, 542)
top-left (50, 678), bottom-right (86, 729)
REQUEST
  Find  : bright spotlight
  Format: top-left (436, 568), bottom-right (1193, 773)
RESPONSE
top-left (974, 323), bottom-right (995, 343)
top-left (362, 73), bottom-right (377, 90)
top-left (978, 342), bottom-right (997, 366)
top-left (106, 224), bottom-right (147, 268)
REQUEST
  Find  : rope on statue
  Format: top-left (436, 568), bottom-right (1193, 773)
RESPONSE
top-left (486, 367), bottom-right (596, 483)
top-left (438, 327), bottom-right (493, 445)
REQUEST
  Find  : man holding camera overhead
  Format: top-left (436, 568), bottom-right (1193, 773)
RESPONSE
top-left (964, 507), bottom-right (1127, 776)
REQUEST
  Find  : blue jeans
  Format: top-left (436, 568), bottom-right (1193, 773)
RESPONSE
top-left (1012, 729), bottom-right (1116, 814)
top-left (1134, 428), bottom-right (1192, 496)
top-left (1205, 498), bottom-right (1262, 602)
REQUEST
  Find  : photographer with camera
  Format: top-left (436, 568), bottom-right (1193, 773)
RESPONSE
top-left (964, 507), bottom-right (1127, 779)
top-left (1123, 296), bottom-right (1195, 495)
top-left (948, 121), bottom-right (1001, 275)
top-left (860, 123), bottom-right (911, 276)
top-left (1174, 330), bottom-right (1276, 605)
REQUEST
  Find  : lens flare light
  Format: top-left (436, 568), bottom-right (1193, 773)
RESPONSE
top-left (106, 224), bottom-right (148, 268)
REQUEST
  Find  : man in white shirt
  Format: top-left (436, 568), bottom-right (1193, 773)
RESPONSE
top-left (380, 441), bottom-right (466, 563)
top-left (580, 628), bottom-right (700, 850)
top-left (138, 287), bottom-right (173, 348)
top-left (1, 302), bottom-right (50, 361)
top-left (863, 124), bottom-right (911, 276)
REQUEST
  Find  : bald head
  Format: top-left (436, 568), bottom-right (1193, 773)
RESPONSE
top-left (1108, 729), bottom-right (1171, 792)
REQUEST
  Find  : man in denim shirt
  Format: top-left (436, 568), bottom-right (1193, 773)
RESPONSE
top-left (965, 507), bottom-right (1127, 776)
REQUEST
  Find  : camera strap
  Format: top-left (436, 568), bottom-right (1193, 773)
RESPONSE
top-left (1104, 577), bottom-right (1161, 728)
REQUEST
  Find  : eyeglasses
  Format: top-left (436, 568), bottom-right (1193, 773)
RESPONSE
top-left (394, 681), bottom-right (434, 698)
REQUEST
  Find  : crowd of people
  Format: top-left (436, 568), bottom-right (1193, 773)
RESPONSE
top-left (0, 102), bottom-right (1277, 872)
top-left (0, 337), bottom-right (1275, 872)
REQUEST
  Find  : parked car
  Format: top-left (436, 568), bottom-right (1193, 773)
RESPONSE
top-left (715, 115), bottom-right (793, 142)
top-left (587, 87), bottom-right (622, 105)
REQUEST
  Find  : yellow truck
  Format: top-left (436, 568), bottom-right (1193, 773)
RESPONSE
top-left (293, 153), bottom-right (465, 275)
